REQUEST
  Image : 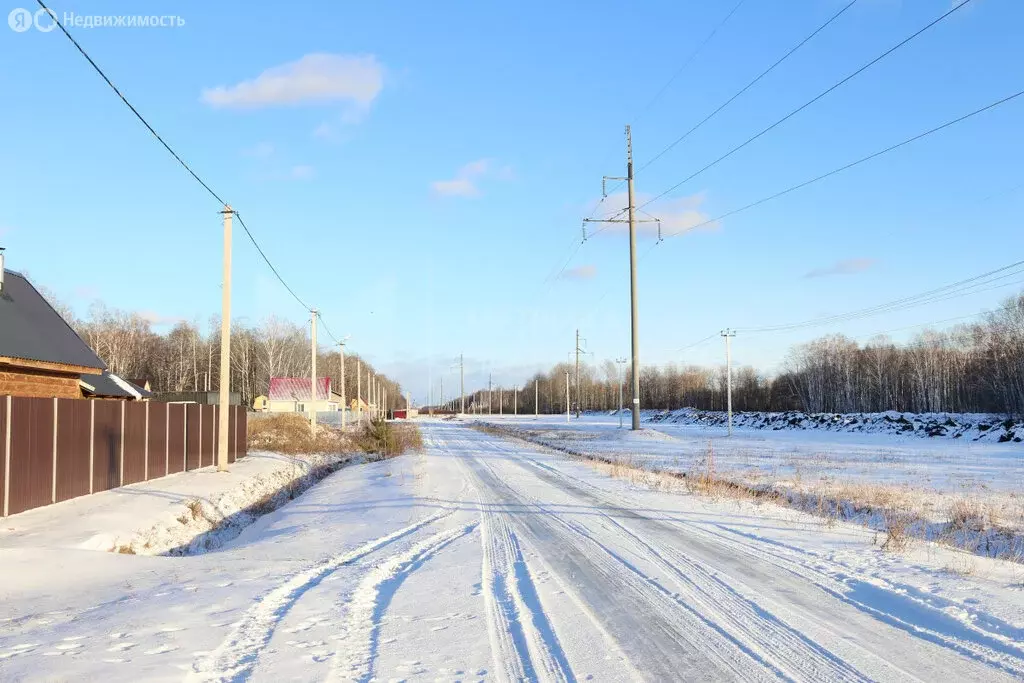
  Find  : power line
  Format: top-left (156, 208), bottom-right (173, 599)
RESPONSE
top-left (637, 0), bottom-right (976, 212)
top-left (739, 260), bottom-right (1024, 334)
top-left (38, 0), bottom-right (315, 316)
top-left (637, 0), bottom-right (860, 175)
top-left (656, 87), bottom-right (1024, 241)
top-left (634, 0), bottom-right (748, 123)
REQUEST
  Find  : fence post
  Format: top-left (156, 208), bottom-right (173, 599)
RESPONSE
top-left (119, 401), bottom-right (125, 486)
top-left (144, 401), bottom-right (149, 481)
top-left (89, 400), bottom-right (95, 494)
top-left (3, 396), bottom-right (10, 517)
top-left (51, 396), bottom-right (58, 503)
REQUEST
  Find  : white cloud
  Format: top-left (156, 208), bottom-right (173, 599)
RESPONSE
top-left (804, 258), bottom-right (877, 279)
top-left (241, 141), bottom-right (274, 158)
top-left (290, 165), bottom-right (316, 180)
top-left (430, 158), bottom-right (513, 197)
top-left (201, 53), bottom-right (384, 109)
top-left (558, 264), bottom-right (597, 280)
top-left (590, 192), bottom-right (718, 237)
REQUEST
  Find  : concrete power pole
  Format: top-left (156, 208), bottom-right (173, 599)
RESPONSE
top-left (616, 357), bottom-right (627, 429)
top-left (582, 126), bottom-right (658, 431)
top-left (310, 310), bottom-right (318, 433)
top-left (721, 329), bottom-right (736, 436)
top-left (217, 205), bottom-right (233, 472)
top-left (339, 340), bottom-right (346, 429)
top-left (575, 329), bottom-right (581, 418)
top-left (564, 370), bottom-right (570, 424)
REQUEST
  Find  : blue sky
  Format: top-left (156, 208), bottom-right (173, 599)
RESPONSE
top-left (1, 0), bottom-right (1022, 401)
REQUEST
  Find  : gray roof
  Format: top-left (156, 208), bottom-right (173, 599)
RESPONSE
top-left (0, 269), bottom-right (106, 370)
top-left (80, 371), bottom-right (135, 398)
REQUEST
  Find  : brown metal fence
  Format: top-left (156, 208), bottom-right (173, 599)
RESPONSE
top-left (1, 397), bottom-right (247, 517)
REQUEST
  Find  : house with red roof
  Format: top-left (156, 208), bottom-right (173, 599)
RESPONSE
top-left (267, 377), bottom-right (343, 414)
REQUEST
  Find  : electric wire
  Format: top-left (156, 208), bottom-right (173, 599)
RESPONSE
top-left (38, 0), bottom-right (320, 319)
top-left (637, 0), bottom-right (860, 175)
top-left (636, 0), bottom-right (976, 212)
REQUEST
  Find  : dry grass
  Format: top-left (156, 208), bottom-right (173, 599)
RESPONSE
top-left (247, 413), bottom-right (349, 455)
top-left (881, 512), bottom-right (912, 553)
top-left (352, 419), bottom-right (423, 460)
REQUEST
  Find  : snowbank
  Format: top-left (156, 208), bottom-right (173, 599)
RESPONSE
top-left (643, 408), bottom-right (1021, 442)
top-left (0, 450), bottom-right (356, 557)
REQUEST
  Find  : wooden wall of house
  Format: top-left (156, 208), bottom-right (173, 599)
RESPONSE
top-left (0, 367), bottom-right (82, 399)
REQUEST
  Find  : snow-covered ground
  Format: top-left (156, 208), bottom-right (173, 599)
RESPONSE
top-left (2, 420), bottom-right (1023, 681)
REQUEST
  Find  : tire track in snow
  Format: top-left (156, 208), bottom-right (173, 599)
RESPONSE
top-left (329, 522), bottom-right (477, 682)
top-left (188, 509), bottom-right (454, 683)
top-left (482, 427), bottom-right (1024, 680)
top-left (460, 446), bottom-right (757, 681)
top-left (479, 495), bottom-right (575, 683)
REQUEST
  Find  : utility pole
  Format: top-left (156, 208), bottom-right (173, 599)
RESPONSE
top-left (339, 340), bottom-right (346, 429)
top-left (216, 205), bottom-right (233, 472)
top-left (310, 310), bottom-right (318, 433)
top-left (575, 329), bottom-right (584, 418)
top-left (583, 126), bottom-right (658, 431)
top-left (565, 370), bottom-right (570, 424)
top-left (721, 329), bottom-right (736, 436)
top-left (616, 357), bottom-right (627, 429)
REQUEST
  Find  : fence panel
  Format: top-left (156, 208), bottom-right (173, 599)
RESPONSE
top-left (185, 405), bottom-right (201, 470)
top-left (240, 405), bottom-right (248, 458)
top-left (200, 405), bottom-right (214, 467)
top-left (148, 403), bottom-right (167, 479)
top-left (55, 398), bottom-right (91, 503)
top-left (1, 398), bottom-right (7, 514)
top-left (123, 403), bottom-right (147, 485)
top-left (227, 406), bottom-right (236, 464)
top-left (167, 404), bottom-right (185, 474)
top-left (7, 397), bottom-right (53, 515)
top-left (92, 400), bottom-right (121, 493)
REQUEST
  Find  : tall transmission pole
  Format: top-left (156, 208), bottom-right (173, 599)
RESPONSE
top-left (583, 126), bottom-right (660, 431)
top-left (217, 205), bottom-right (233, 472)
top-left (310, 310), bottom-right (318, 433)
top-left (721, 329), bottom-right (736, 436)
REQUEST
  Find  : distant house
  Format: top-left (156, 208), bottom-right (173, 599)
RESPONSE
top-left (80, 371), bottom-right (151, 400)
top-left (268, 377), bottom-right (339, 413)
top-left (126, 378), bottom-right (152, 393)
top-left (253, 395), bottom-right (269, 412)
top-left (350, 396), bottom-right (370, 413)
top-left (0, 251), bottom-right (106, 398)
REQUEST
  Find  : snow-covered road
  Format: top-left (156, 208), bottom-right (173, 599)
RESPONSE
top-left (2, 421), bottom-right (1022, 681)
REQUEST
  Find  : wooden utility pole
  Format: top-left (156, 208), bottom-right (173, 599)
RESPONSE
top-left (310, 310), bottom-right (318, 433)
top-left (217, 205), bottom-right (233, 472)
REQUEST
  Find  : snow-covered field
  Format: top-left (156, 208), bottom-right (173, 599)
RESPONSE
top-left (1, 420), bottom-right (1023, 681)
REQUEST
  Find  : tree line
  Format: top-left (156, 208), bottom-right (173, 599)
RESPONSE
top-left (456, 293), bottom-right (1024, 417)
top-left (49, 296), bottom-right (403, 410)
